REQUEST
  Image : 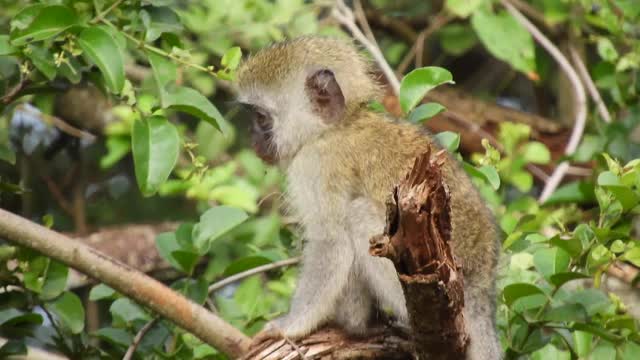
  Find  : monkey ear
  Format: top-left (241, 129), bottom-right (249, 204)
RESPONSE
top-left (305, 69), bottom-right (346, 123)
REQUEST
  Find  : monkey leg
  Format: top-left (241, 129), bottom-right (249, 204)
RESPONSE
top-left (347, 197), bottom-right (409, 326)
top-left (333, 271), bottom-right (373, 335)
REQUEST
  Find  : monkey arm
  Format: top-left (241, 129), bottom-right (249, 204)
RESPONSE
top-left (274, 226), bottom-right (355, 338)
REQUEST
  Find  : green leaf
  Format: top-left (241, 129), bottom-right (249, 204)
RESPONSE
top-left (503, 283), bottom-right (545, 306)
top-left (23, 257), bottom-right (68, 300)
top-left (0, 35), bottom-right (18, 56)
top-left (110, 298), bottom-right (149, 326)
top-left (542, 303), bottom-right (588, 323)
top-left (597, 171), bottom-right (619, 186)
top-left (0, 309), bottom-right (43, 327)
top-left (0, 339), bottom-right (27, 357)
top-left (597, 37), bottom-right (619, 62)
top-left (399, 67), bottom-right (454, 113)
top-left (543, 181), bottom-right (595, 205)
top-left (40, 260), bottom-right (68, 301)
top-left (47, 292), bottom-right (85, 334)
top-left (10, 5), bottom-right (79, 45)
top-left (622, 246), bottom-right (640, 267)
top-left (438, 24), bottom-right (478, 55)
top-left (93, 327), bottom-right (133, 348)
top-left (471, 9), bottom-right (536, 75)
top-left (434, 131), bottom-right (460, 152)
top-left (147, 51), bottom-right (177, 106)
top-left (26, 45), bottom-right (56, 80)
top-left (549, 272), bottom-right (590, 288)
top-left (408, 102), bottom-right (446, 123)
top-left (479, 165), bottom-right (500, 190)
top-left (89, 284), bottom-right (116, 301)
top-left (604, 185), bottom-right (639, 211)
top-left (131, 116), bottom-right (180, 196)
top-left (221, 47), bottom-right (242, 70)
top-left (223, 256), bottom-right (273, 277)
top-left (171, 250), bottom-right (200, 275)
top-left (194, 206), bottom-right (248, 253)
top-left (77, 26), bottom-right (126, 94)
top-left (573, 331), bottom-right (593, 358)
top-left (521, 142), bottom-right (551, 164)
top-left (446, 0), bottom-right (483, 18)
top-left (100, 136), bottom-right (131, 169)
top-left (567, 289), bottom-right (611, 316)
top-left (164, 86), bottom-right (225, 132)
top-left (140, 7), bottom-right (183, 42)
top-left (533, 247), bottom-right (570, 281)
top-left (171, 278), bottom-right (208, 305)
top-left (156, 232), bottom-right (190, 273)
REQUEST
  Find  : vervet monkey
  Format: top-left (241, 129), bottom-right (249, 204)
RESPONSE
top-left (237, 36), bottom-right (501, 359)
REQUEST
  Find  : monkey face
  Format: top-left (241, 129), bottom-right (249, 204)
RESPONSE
top-left (246, 104), bottom-right (278, 164)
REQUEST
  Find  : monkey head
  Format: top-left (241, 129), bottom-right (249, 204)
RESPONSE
top-left (236, 36), bottom-right (382, 164)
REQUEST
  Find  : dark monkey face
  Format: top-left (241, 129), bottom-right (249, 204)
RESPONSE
top-left (246, 104), bottom-right (277, 164)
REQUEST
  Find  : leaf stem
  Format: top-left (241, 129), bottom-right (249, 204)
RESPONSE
top-left (91, 0), bottom-right (126, 24)
top-left (99, 19), bottom-right (216, 76)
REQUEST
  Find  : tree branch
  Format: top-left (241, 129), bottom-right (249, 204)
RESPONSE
top-left (123, 317), bottom-right (160, 360)
top-left (0, 209), bottom-right (250, 358)
top-left (332, 0), bottom-right (400, 95)
top-left (208, 257), bottom-right (301, 294)
top-left (500, 0), bottom-right (587, 203)
top-left (568, 46), bottom-right (612, 124)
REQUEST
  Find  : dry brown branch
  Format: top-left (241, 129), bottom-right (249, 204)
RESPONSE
top-left (0, 209), bottom-right (250, 358)
top-left (123, 317), bottom-right (160, 360)
top-left (500, 0), bottom-right (587, 203)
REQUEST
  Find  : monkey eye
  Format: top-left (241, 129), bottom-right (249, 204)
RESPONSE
top-left (254, 109), bottom-right (272, 130)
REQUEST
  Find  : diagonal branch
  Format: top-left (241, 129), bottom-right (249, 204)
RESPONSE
top-left (0, 209), bottom-right (251, 358)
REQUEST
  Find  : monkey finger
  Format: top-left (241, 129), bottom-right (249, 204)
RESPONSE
top-left (249, 328), bottom-right (284, 349)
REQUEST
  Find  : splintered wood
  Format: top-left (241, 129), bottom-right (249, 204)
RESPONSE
top-left (370, 147), bottom-right (468, 360)
top-left (243, 149), bottom-right (466, 359)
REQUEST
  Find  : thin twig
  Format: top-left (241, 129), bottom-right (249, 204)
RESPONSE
top-left (353, 0), bottom-right (378, 47)
top-left (123, 317), bottom-right (159, 360)
top-left (332, 0), bottom-right (400, 95)
top-left (510, 0), bottom-right (557, 33)
top-left (208, 257), bottom-right (301, 294)
top-left (91, 0), bottom-right (125, 23)
top-left (16, 104), bottom-right (97, 141)
top-left (396, 14), bottom-right (451, 76)
top-left (501, 0), bottom-right (587, 203)
top-left (568, 46), bottom-right (612, 123)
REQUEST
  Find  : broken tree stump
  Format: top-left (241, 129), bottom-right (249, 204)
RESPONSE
top-left (370, 148), bottom-right (468, 360)
top-left (244, 149), bottom-right (466, 359)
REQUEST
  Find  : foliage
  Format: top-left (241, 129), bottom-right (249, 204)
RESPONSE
top-left (0, 0), bottom-right (640, 359)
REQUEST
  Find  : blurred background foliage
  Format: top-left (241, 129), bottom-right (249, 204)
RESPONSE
top-left (0, 0), bottom-right (640, 359)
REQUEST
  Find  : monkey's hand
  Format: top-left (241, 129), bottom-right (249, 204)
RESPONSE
top-left (249, 326), bottom-right (284, 350)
